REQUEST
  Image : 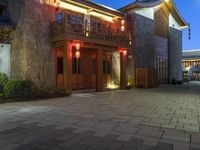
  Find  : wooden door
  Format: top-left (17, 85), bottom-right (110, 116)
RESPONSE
top-left (72, 48), bottom-right (96, 90)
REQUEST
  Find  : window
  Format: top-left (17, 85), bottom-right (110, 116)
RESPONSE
top-left (65, 11), bottom-right (84, 33)
top-left (0, 6), bottom-right (5, 18)
top-left (103, 60), bottom-right (111, 74)
top-left (72, 58), bottom-right (81, 74)
top-left (56, 12), bottom-right (63, 21)
top-left (57, 57), bottom-right (63, 74)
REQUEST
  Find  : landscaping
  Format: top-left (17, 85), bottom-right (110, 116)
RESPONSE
top-left (0, 73), bottom-right (68, 103)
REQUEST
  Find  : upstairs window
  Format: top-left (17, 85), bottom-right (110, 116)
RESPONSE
top-left (0, 6), bottom-right (5, 18)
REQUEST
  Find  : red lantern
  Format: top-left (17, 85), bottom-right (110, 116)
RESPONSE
top-left (121, 19), bottom-right (125, 25)
top-left (121, 26), bottom-right (125, 32)
top-left (75, 50), bottom-right (80, 59)
top-left (75, 43), bottom-right (80, 50)
top-left (123, 50), bottom-right (127, 56)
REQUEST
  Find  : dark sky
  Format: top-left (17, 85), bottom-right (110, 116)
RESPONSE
top-left (93, 0), bottom-right (200, 50)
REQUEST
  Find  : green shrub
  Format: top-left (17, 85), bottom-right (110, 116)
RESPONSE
top-left (34, 86), bottom-right (68, 99)
top-left (3, 80), bottom-right (34, 99)
top-left (0, 73), bottom-right (9, 93)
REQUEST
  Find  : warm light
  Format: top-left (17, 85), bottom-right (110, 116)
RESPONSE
top-left (75, 43), bottom-right (80, 50)
top-left (86, 32), bottom-right (89, 37)
top-left (59, 1), bottom-right (113, 22)
top-left (75, 50), bottom-right (80, 59)
top-left (121, 26), bottom-right (125, 32)
top-left (60, 1), bottom-right (88, 14)
top-left (123, 50), bottom-right (127, 56)
top-left (56, 0), bottom-right (60, 5)
top-left (89, 11), bottom-right (113, 22)
top-left (164, 0), bottom-right (170, 3)
top-left (107, 83), bottom-right (119, 89)
top-left (121, 19), bottom-right (125, 25)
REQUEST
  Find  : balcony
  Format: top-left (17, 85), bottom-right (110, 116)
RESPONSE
top-left (50, 18), bottom-right (131, 48)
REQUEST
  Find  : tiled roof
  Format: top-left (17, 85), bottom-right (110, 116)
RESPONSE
top-left (183, 50), bottom-right (200, 59)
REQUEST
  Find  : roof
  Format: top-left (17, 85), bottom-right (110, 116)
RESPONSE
top-left (183, 49), bottom-right (200, 60)
top-left (63, 0), bottom-right (124, 17)
top-left (119, 0), bottom-right (187, 28)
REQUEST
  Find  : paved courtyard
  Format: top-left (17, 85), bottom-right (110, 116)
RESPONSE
top-left (0, 83), bottom-right (200, 150)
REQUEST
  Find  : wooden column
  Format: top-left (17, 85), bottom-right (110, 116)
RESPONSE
top-left (96, 49), bottom-right (103, 92)
top-left (63, 41), bottom-right (72, 95)
top-left (120, 52), bottom-right (127, 89)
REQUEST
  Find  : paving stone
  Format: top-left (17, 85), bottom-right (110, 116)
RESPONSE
top-left (138, 145), bottom-right (156, 150)
top-left (116, 133), bottom-right (133, 141)
top-left (162, 132), bottom-right (190, 143)
top-left (0, 85), bottom-right (200, 149)
top-left (143, 137), bottom-right (159, 146)
top-left (155, 142), bottom-right (173, 150)
top-left (173, 142), bottom-right (189, 150)
top-left (191, 134), bottom-right (200, 144)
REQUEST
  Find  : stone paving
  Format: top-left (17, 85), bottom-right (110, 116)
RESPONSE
top-left (0, 83), bottom-right (200, 150)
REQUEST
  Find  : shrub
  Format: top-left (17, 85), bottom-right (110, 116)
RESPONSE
top-left (34, 86), bottom-right (68, 99)
top-left (0, 73), bottom-right (9, 93)
top-left (3, 80), bottom-right (34, 99)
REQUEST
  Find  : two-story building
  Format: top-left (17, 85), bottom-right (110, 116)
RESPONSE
top-left (0, 0), bottom-right (187, 94)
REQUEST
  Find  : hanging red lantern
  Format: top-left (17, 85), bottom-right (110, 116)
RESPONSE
top-left (75, 43), bottom-right (80, 50)
top-left (121, 26), bottom-right (125, 32)
top-left (55, 0), bottom-right (60, 13)
top-left (121, 19), bottom-right (125, 26)
top-left (75, 50), bottom-right (80, 59)
top-left (123, 50), bottom-right (127, 56)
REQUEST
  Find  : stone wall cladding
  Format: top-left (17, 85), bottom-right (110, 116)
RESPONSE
top-left (8, 0), bottom-right (27, 80)
top-left (169, 27), bottom-right (183, 82)
top-left (8, 0), bottom-right (56, 86)
top-left (155, 36), bottom-right (168, 57)
top-left (134, 14), bottom-right (155, 69)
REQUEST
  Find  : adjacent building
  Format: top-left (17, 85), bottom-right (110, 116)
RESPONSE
top-left (0, 0), bottom-right (187, 94)
top-left (182, 50), bottom-right (200, 80)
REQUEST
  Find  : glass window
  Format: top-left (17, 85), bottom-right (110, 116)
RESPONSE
top-left (56, 13), bottom-right (63, 21)
top-left (103, 60), bottom-right (106, 74)
top-left (72, 58), bottom-right (81, 74)
top-left (92, 59), bottom-right (96, 74)
top-left (0, 6), bottom-right (5, 18)
top-left (57, 57), bottom-right (63, 74)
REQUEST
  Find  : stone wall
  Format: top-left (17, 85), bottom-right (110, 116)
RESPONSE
top-left (126, 14), bottom-right (155, 85)
top-left (8, 0), bottom-right (56, 86)
top-left (133, 14), bottom-right (155, 69)
top-left (169, 27), bottom-right (183, 82)
top-left (8, 0), bottom-right (27, 80)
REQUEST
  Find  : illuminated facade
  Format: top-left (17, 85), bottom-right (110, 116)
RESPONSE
top-left (0, 0), bottom-right (187, 94)
top-left (182, 50), bottom-right (200, 80)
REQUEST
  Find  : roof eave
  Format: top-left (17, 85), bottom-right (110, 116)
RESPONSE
top-left (119, 0), bottom-right (188, 28)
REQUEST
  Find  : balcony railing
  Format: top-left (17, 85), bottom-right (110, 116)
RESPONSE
top-left (50, 18), bottom-right (131, 46)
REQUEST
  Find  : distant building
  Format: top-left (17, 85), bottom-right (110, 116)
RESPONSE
top-left (0, 0), bottom-right (187, 94)
top-left (182, 50), bottom-right (200, 81)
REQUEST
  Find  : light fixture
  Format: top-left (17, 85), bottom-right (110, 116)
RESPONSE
top-left (75, 50), bottom-right (80, 59)
top-left (123, 50), bottom-right (127, 56)
top-left (164, 0), bottom-right (170, 3)
top-left (75, 43), bottom-right (80, 50)
top-left (121, 19), bottom-right (125, 26)
top-left (121, 26), bottom-right (125, 32)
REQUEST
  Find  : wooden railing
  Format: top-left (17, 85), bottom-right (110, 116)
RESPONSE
top-left (51, 18), bottom-right (131, 46)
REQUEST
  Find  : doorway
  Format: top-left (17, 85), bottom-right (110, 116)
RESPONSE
top-left (72, 47), bottom-right (97, 90)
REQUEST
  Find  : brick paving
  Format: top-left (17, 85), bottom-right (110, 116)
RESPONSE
top-left (0, 83), bottom-right (200, 150)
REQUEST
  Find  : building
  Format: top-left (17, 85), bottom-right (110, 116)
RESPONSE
top-left (0, 0), bottom-right (187, 94)
top-left (182, 50), bottom-right (200, 81)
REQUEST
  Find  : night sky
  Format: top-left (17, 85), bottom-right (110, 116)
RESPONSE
top-left (93, 0), bottom-right (200, 50)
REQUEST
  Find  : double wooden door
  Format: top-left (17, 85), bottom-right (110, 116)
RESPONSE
top-left (72, 48), bottom-right (96, 90)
